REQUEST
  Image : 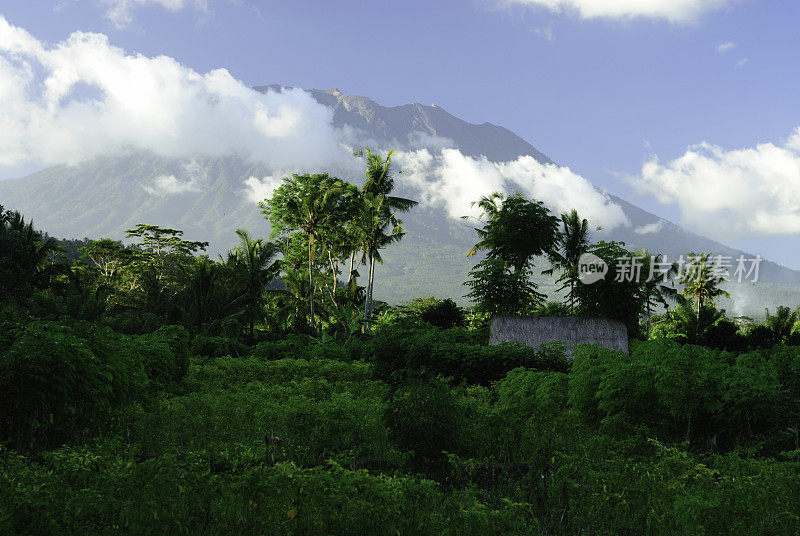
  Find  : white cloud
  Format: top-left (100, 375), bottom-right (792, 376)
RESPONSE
top-left (0, 16), bottom-right (352, 171)
top-left (493, 0), bottom-right (735, 23)
top-left (242, 174), bottom-right (285, 203)
top-left (394, 148), bottom-right (628, 230)
top-left (716, 41), bottom-right (736, 54)
top-left (627, 128), bottom-right (800, 238)
top-left (737, 57), bottom-right (749, 68)
top-left (143, 160), bottom-right (206, 195)
top-left (97, 0), bottom-right (209, 28)
top-left (143, 174), bottom-right (201, 195)
top-left (634, 220), bottom-right (665, 235)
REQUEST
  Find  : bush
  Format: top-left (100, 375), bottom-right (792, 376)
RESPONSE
top-left (569, 340), bottom-right (797, 452)
top-left (0, 445), bottom-right (534, 535)
top-left (135, 325), bottom-right (190, 383)
top-left (0, 322), bottom-right (147, 449)
top-left (250, 335), bottom-right (311, 361)
top-left (367, 325), bottom-right (569, 384)
top-left (400, 297), bottom-right (465, 329)
top-left (191, 335), bottom-right (247, 359)
top-left (386, 375), bottom-right (467, 474)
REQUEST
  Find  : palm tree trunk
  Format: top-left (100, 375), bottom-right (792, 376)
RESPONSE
top-left (569, 279), bottom-right (574, 312)
top-left (367, 255), bottom-right (376, 333)
top-left (363, 253), bottom-right (372, 334)
top-left (347, 251), bottom-right (356, 286)
top-left (308, 239), bottom-right (315, 332)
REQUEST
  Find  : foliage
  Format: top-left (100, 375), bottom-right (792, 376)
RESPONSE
top-left (398, 296), bottom-right (465, 329)
top-left (0, 321), bottom-right (147, 450)
top-left (545, 209), bottom-right (592, 311)
top-left (464, 193), bottom-right (558, 315)
top-left (574, 241), bottom-right (646, 334)
top-left (0, 206), bottom-right (65, 302)
top-left (464, 258), bottom-right (544, 315)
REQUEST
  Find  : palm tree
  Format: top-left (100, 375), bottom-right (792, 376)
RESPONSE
top-left (640, 253), bottom-right (682, 337)
top-left (357, 194), bottom-right (406, 332)
top-left (282, 177), bottom-right (344, 332)
top-left (268, 267), bottom-right (319, 334)
top-left (228, 229), bottom-right (280, 340)
top-left (0, 209), bottom-right (64, 299)
top-left (679, 252), bottom-right (732, 317)
top-left (545, 209), bottom-right (592, 312)
top-left (358, 148), bottom-right (418, 332)
top-left (465, 191), bottom-right (505, 258)
top-left (181, 257), bottom-right (244, 332)
top-left (765, 305), bottom-right (800, 342)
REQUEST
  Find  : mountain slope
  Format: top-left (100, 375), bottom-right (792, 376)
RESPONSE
top-left (0, 86), bottom-right (797, 314)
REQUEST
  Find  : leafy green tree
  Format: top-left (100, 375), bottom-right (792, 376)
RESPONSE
top-left (465, 258), bottom-right (544, 316)
top-left (574, 241), bottom-right (646, 333)
top-left (468, 193), bottom-right (559, 272)
top-left (261, 173), bottom-right (347, 332)
top-left (464, 193), bottom-right (558, 315)
top-left (111, 224), bottom-right (209, 317)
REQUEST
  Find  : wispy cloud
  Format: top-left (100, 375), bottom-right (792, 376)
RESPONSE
top-left (716, 41), bottom-right (736, 54)
top-left (627, 128), bottom-right (800, 238)
top-left (489, 0), bottom-right (736, 23)
top-left (96, 0), bottom-right (209, 28)
top-left (143, 160), bottom-right (206, 195)
top-left (736, 57), bottom-right (749, 68)
top-left (634, 220), bottom-right (665, 235)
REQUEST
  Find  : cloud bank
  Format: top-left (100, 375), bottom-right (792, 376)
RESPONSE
top-left (394, 149), bottom-right (629, 230)
top-left (628, 128), bottom-right (800, 238)
top-left (492, 0), bottom-right (735, 22)
top-left (0, 15), bottom-right (627, 229)
top-left (0, 16), bottom-right (350, 171)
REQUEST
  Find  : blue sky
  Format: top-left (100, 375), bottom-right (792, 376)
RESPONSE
top-left (2, 0), bottom-right (800, 266)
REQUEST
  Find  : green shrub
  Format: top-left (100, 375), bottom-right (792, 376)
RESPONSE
top-left (386, 375), bottom-right (467, 474)
top-left (190, 335), bottom-right (247, 358)
top-left (0, 322), bottom-right (146, 449)
top-left (0, 444), bottom-right (534, 536)
top-left (135, 325), bottom-right (190, 383)
top-left (250, 334), bottom-right (311, 361)
top-left (367, 325), bottom-right (569, 384)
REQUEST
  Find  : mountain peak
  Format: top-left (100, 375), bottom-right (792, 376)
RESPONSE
top-left (253, 85), bottom-right (553, 164)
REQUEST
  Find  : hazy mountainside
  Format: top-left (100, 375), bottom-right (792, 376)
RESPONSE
top-left (1, 86), bottom-right (798, 315)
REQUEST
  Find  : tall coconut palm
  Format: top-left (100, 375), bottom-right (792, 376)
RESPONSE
top-left (465, 191), bottom-right (505, 258)
top-left (358, 148), bottom-right (418, 332)
top-left (229, 229), bottom-right (280, 339)
top-left (357, 194), bottom-right (406, 331)
top-left (545, 209), bottom-right (592, 312)
top-left (679, 252), bottom-right (732, 317)
top-left (640, 252), bottom-right (682, 337)
top-left (284, 178), bottom-right (344, 331)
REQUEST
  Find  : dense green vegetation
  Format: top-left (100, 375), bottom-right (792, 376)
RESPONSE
top-left (3, 156), bottom-right (800, 534)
